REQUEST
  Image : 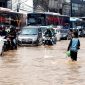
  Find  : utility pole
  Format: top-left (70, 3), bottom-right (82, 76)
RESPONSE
top-left (70, 0), bottom-right (72, 17)
top-left (17, 0), bottom-right (20, 12)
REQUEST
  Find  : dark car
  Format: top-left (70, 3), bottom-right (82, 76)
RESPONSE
top-left (17, 26), bottom-right (43, 46)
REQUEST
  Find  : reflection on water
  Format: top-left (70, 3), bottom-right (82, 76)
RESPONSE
top-left (0, 38), bottom-right (85, 85)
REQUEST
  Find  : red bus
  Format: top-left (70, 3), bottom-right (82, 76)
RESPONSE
top-left (27, 12), bottom-right (70, 27)
top-left (0, 7), bottom-right (26, 29)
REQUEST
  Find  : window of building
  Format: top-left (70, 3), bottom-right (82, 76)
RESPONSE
top-left (72, 3), bottom-right (78, 10)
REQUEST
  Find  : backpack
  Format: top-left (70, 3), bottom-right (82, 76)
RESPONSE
top-left (70, 38), bottom-right (80, 52)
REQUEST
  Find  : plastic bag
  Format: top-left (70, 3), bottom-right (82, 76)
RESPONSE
top-left (66, 51), bottom-right (70, 57)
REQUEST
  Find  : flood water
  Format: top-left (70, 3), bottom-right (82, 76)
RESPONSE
top-left (0, 38), bottom-right (85, 85)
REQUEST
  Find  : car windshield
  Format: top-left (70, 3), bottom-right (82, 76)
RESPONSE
top-left (21, 28), bottom-right (38, 35)
top-left (41, 27), bottom-right (47, 33)
top-left (60, 29), bottom-right (68, 33)
top-left (77, 26), bottom-right (82, 29)
top-left (40, 26), bottom-right (51, 33)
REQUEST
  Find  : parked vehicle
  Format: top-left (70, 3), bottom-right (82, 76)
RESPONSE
top-left (53, 26), bottom-right (69, 40)
top-left (17, 26), bottom-right (43, 46)
top-left (76, 26), bottom-right (85, 37)
top-left (83, 29), bottom-right (85, 36)
top-left (70, 27), bottom-right (85, 37)
top-left (53, 28), bottom-right (61, 41)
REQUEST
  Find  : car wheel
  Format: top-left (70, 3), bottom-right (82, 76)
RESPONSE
top-left (35, 40), bottom-right (39, 46)
top-left (37, 39), bottom-right (43, 46)
top-left (18, 43), bottom-right (22, 46)
top-left (40, 39), bottom-right (43, 45)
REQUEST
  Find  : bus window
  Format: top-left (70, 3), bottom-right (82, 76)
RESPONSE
top-left (27, 14), bottom-right (46, 26)
top-left (28, 18), bottom-right (36, 24)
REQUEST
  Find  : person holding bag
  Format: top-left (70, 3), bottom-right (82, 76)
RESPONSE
top-left (67, 30), bottom-right (80, 61)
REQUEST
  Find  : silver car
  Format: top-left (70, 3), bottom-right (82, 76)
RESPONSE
top-left (17, 26), bottom-right (43, 46)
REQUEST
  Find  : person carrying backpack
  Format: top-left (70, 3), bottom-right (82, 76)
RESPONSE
top-left (67, 30), bottom-right (80, 61)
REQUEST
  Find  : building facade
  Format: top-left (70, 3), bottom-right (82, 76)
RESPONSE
top-left (33, 0), bottom-right (63, 13)
top-left (48, 0), bottom-right (63, 13)
top-left (33, 0), bottom-right (48, 12)
top-left (0, 0), bottom-right (11, 9)
top-left (71, 0), bottom-right (85, 17)
top-left (12, 0), bottom-right (33, 13)
top-left (1, 0), bottom-right (85, 16)
top-left (62, 0), bottom-right (85, 17)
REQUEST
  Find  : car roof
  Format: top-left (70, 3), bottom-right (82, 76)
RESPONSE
top-left (22, 26), bottom-right (40, 29)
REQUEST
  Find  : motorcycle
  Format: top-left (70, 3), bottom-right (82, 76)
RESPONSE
top-left (43, 35), bottom-right (54, 45)
top-left (3, 34), bottom-right (17, 51)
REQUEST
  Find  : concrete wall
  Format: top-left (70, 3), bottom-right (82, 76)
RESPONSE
top-left (12, 0), bottom-right (33, 13)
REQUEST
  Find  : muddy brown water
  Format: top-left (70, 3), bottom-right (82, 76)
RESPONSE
top-left (0, 38), bottom-right (85, 85)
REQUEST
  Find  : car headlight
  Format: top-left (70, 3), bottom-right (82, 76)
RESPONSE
top-left (43, 36), bottom-right (46, 39)
top-left (43, 36), bottom-right (47, 40)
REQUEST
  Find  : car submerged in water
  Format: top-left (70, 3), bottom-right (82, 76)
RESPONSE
top-left (17, 26), bottom-right (43, 46)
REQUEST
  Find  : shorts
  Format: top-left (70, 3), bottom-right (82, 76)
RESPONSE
top-left (70, 50), bottom-right (77, 61)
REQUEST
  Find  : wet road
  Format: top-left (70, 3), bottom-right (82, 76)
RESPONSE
top-left (0, 38), bottom-right (85, 85)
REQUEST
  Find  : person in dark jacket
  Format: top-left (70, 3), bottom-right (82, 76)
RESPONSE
top-left (8, 27), bottom-right (17, 49)
top-left (44, 29), bottom-right (54, 45)
top-left (1, 28), bottom-right (7, 36)
top-left (44, 29), bottom-right (53, 37)
top-left (67, 30), bottom-right (80, 61)
top-left (67, 29), bottom-right (73, 40)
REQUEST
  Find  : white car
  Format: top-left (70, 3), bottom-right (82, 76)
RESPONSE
top-left (0, 36), bottom-right (6, 55)
top-left (53, 26), bottom-right (68, 40)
